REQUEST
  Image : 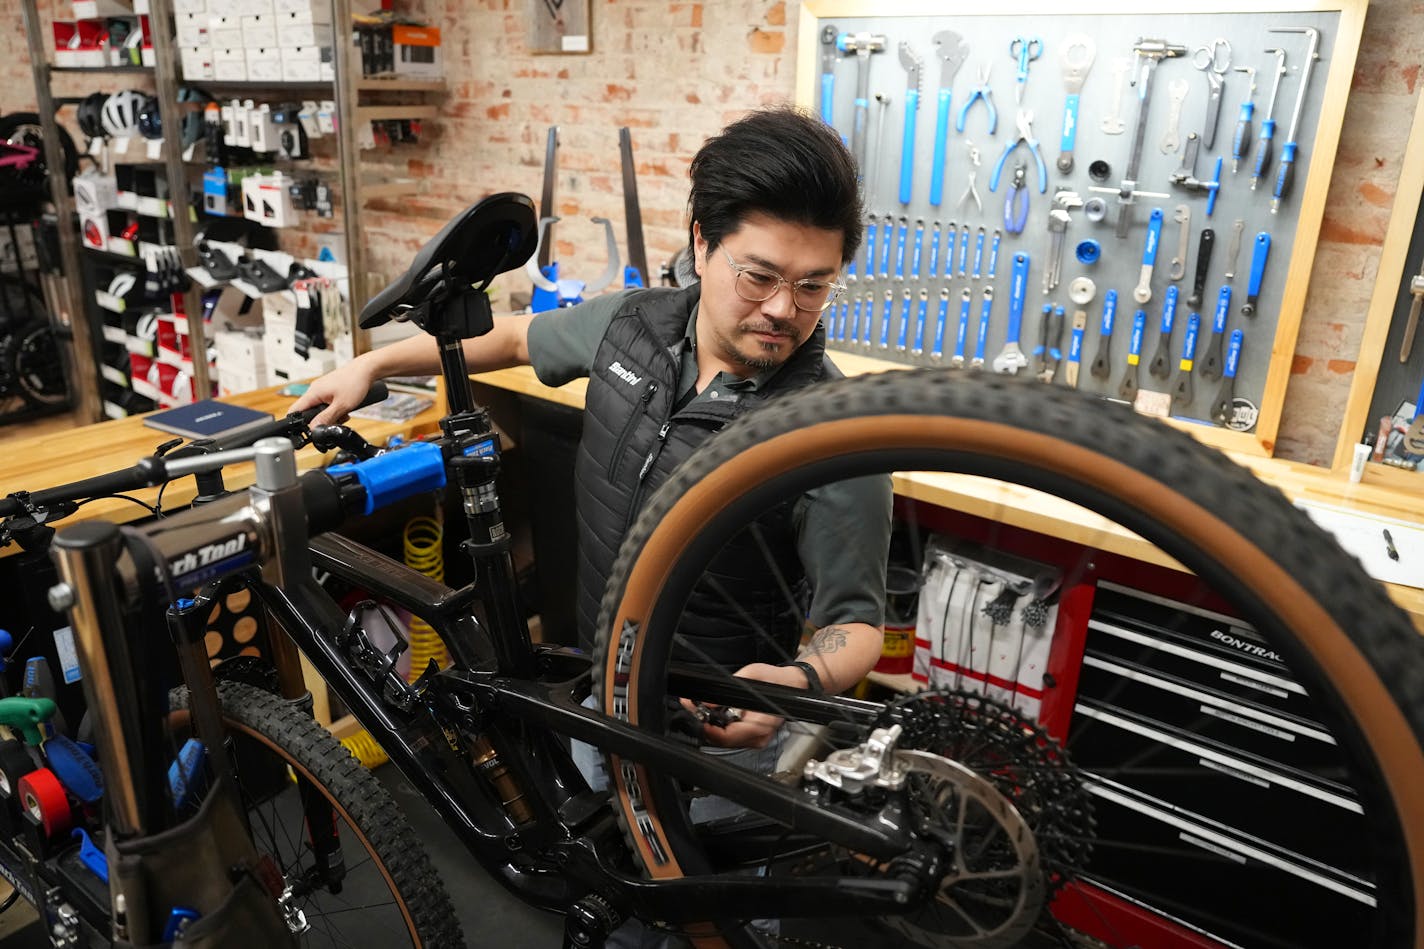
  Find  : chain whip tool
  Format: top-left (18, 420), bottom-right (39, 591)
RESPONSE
top-left (1119, 308), bottom-right (1148, 401)
top-left (1056, 35), bottom-right (1096, 174)
top-left (993, 252), bottom-right (1032, 374)
top-left (929, 31), bottom-right (970, 208)
top-left (1114, 39), bottom-right (1186, 238)
top-left (1089, 288), bottom-right (1118, 380)
top-left (840, 32), bottom-right (887, 178)
top-left (1192, 39), bottom-right (1231, 149)
top-left (933, 288), bottom-right (954, 362)
top-left (898, 43), bottom-right (924, 205)
top-left (972, 287), bottom-right (994, 370)
top-left (1269, 27), bottom-right (1322, 212)
top-left (1168, 204), bottom-right (1191, 281)
top-left (1188, 228), bottom-right (1216, 308)
top-left (1251, 47), bottom-right (1289, 191)
top-left (1172, 310), bottom-right (1201, 404)
top-left (948, 287), bottom-right (970, 366)
top-left (1148, 284), bottom-right (1180, 380)
top-left (1231, 65), bottom-right (1258, 173)
top-left (1201, 284), bottom-right (1232, 382)
top-left (1066, 309), bottom-right (1087, 386)
top-left (1211, 329), bottom-right (1244, 424)
top-left (1241, 232), bottom-right (1271, 316)
top-left (1134, 207), bottom-right (1165, 304)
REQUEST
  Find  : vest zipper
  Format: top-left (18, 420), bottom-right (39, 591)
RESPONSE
top-left (626, 421), bottom-right (672, 531)
top-left (608, 380), bottom-right (658, 482)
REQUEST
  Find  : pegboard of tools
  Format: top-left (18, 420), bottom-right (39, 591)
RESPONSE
top-left (798, 0), bottom-right (1365, 457)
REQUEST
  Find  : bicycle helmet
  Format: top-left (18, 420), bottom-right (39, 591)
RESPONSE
top-left (136, 94), bottom-right (163, 141)
top-left (176, 86), bottom-right (211, 148)
top-left (101, 90), bottom-right (146, 137)
top-left (77, 92), bottom-right (109, 140)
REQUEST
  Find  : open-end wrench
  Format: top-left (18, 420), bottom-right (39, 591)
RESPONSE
top-left (859, 291), bottom-right (875, 348)
top-left (1200, 284), bottom-right (1231, 382)
top-left (1211, 329), bottom-right (1244, 424)
top-left (1240, 232), bottom-right (1271, 316)
top-left (927, 220), bottom-right (942, 275)
top-left (912, 288), bottom-right (930, 356)
top-left (894, 216), bottom-right (909, 280)
top-left (878, 288), bottom-right (894, 349)
top-left (1134, 207), bottom-right (1165, 304)
top-left (1187, 228), bottom-right (1216, 308)
top-left (839, 31), bottom-right (887, 176)
top-left (1224, 218), bottom-right (1245, 281)
top-left (863, 213), bottom-right (877, 280)
top-left (896, 288), bottom-right (913, 352)
top-left (1269, 27), bottom-right (1322, 212)
top-left (1161, 78), bottom-right (1190, 154)
top-left (1101, 58), bottom-right (1130, 134)
top-left (898, 43), bottom-right (924, 205)
top-left (1148, 284), bottom-right (1180, 380)
top-left (949, 287), bottom-right (970, 366)
top-left (942, 221), bottom-right (957, 279)
top-left (1251, 48), bottom-right (1288, 191)
top-left (971, 287), bottom-right (994, 370)
top-left (910, 218), bottom-right (925, 279)
top-left (1172, 310), bottom-right (1201, 404)
top-left (877, 217), bottom-right (892, 279)
top-left (1056, 35), bottom-right (1096, 174)
top-left (1090, 288), bottom-right (1118, 380)
top-left (1119, 308), bottom-right (1147, 401)
top-left (1168, 204), bottom-right (1191, 281)
top-left (1037, 304), bottom-right (1065, 382)
top-left (820, 26), bottom-right (841, 128)
top-left (1066, 308), bottom-right (1087, 387)
top-left (1192, 39), bottom-right (1231, 150)
top-left (928, 286), bottom-right (951, 360)
top-left (958, 222), bottom-right (971, 276)
top-left (972, 227), bottom-right (986, 280)
top-left (1231, 65), bottom-right (1258, 173)
top-left (988, 230), bottom-right (1002, 278)
top-left (929, 31), bottom-right (971, 208)
top-left (1115, 39), bottom-right (1186, 238)
top-left (993, 252), bottom-right (1032, 374)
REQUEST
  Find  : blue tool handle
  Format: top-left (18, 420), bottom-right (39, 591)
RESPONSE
top-left (1005, 188), bottom-right (1029, 235)
top-left (972, 229), bottom-right (985, 279)
top-left (864, 218), bottom-right (877, 276)
top-left (879, 293), bottom-right (894, 348)
top-left (1050, 305), bottom-right (1065, 360)
top-left (1007, 253), bottom-right (1029, 342)
top-left (326, 442), bottom-right (445, 516)
top-left (878, 221), bottom-right (892, 278)
top-left (1274, 141), bottom-right (1299, 205)
top-left (913, 293), bottom-right (929, 353)
top-left (1214, 286), bottom-right (1231, 333)
top-left (1030, 146), bottom-right (1048, 195)
top-left (1224, 329), bottom-right (1244, 378)
top-left (1161, 284), bottom-right (1179, 334)
top-left (1142, 208), bottom-right (1164, 267)
top-left (1129, 310), bottom-right (1147, 358)
top-left (73, 828), bottom-right (110, 883)
top-left (821, 74), bottom-right (835, 125)
top-left (911, 223), bottom-right (924, 279)
top-left (899, 90), bottom-right (919, 205)
top-left (942, 225), bottom-right (957, 278)
top-left (952, 293), bottom-right (969, 359)
top-left (975, 295), bottom-right (992, 360)
top-left (989, 147), bottom-right (1010, 192)
top-left (933, 293), bottom-right (950, 359)
top-left (988, 231), bottom-right (1001, 278)
top-left (1233, 100), bottom-right (1254, 165)
top-left (1182, 311), bottom-right (1201, 362)
top-left (1252, 117), bottom-right (1276, 182)
top-left (1060, 93), bottom-right (1080, 155)
top-left (894, 220), bottom-right (908, 279)
top-left (1248, 233), bottom-right (1271, 298)
top-left (928, 224), bottom-right (941, 275)
top-left (860, 297), bottom-right (874, 346)
top-left (833, 299), bottom-right (849, 342)
top-left (1101, 289), bottom-right (1118, 336)
top-left (896, 292), bottom-right (912, 350)
top-left (1206, 157), bottom-right (1223, 218)
top-left (0, 629), bottom-right (10, 674)
top-left (1069, 322), bottom-right (1084, 363)
top-left (849, 297), bottom-right (863, 343)
top-left (1032, 304), bottom-right (1052, 357)
top-left (930, 90), bottom-right (952, 206)
top-left (958, 226), bottom-right (970, 275)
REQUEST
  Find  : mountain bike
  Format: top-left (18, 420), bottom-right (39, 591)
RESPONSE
top-left (26, 191), bottom-right (1424, 948)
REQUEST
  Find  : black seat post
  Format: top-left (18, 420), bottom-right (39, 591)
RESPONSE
top-left (435, 285), bottom-right (497, 415)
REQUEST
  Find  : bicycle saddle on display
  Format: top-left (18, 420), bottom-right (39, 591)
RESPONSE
top-left (359, 192), bottom-right (537, 330)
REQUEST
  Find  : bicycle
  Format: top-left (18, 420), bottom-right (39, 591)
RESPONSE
top-left (18, 190), bottom-right (1424, 948)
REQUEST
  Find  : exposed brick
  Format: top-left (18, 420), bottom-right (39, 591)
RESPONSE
top-left (1327, 359), bottom-right (1356, 374)
top-left (747, 29), bottom-right (785, 55)
top-left (1291, 355), bottom-right (1315, 374)
top-left (765, 2), bottom-right (786, 27)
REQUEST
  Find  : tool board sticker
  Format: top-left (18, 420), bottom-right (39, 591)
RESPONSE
top-left (803, 2), bottom-right (1356, 447)
top-left (1223, 397), bottom-right (1260, 433)
top-left (163, 531), bottom-right (257, 589)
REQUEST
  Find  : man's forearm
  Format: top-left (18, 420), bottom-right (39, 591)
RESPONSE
top-left (358, 314), bottom-right (534, 379)
top-left (797, 622), bottom-right (884, 695)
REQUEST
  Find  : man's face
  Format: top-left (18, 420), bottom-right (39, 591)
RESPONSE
top-left (692, 212), bottom-right (844, 378)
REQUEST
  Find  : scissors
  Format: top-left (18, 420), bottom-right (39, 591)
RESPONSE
top-left (1009, 36), bottom-right (1043, 104)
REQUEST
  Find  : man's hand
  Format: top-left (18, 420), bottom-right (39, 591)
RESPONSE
top-left (290, 357), bottom-right (381, 427)
top-left (697, 661), bottom-right (813, 750)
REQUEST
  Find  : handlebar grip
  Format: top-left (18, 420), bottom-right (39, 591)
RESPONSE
top-left (323, 440), bottom-right (445, 516)
top-left (208, 381), bottom-right (390, 452)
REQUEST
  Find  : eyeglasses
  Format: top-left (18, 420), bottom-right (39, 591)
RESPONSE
top-left (720, 246), bottom-right (845, 312)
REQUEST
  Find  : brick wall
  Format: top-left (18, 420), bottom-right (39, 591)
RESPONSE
top-left (4, 1), bottom-right (1422, 465)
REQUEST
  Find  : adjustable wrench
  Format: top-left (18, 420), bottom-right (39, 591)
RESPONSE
top-left (1172, 310), bottom-right (1201, 405)
top-left (1211, 329), bottom-right (1244, 425)
top-left (895, 287), bottom-right (913, 352)
top-left (1056, 35), bottom-right (1096, 174)
top-left (819, 26), bottom-right (841, 127)
top-left (1200, 284), bottom-right (1231, 382)
top-left (1251, 47), bottom-right (1288, 191)
top-left (992, 252), bottom-right (1032, 374)
top-left (949, 287), bottom-right (970, 366)
top-left (1118, 309), bottom-right (1148, 401)
top-left (1089, 288), bottom-right (1118, 381)
top-left (932, 287), bottom-right (954, 362)
top-left (1269, 27), bottom-right (1322, 212)
top-left (971, 287), bottom-right (994, 370)
top-left (929, 31), bottom-right (971, 208)
top-left (1134, 207), bottom-right (1165, 304)
top-left (1147, 284), bottom-right (1180, 380)
top-left (1168, 204), bottom-right (1191, 281)
top-left (1115, 39), bottom-right (1187, 239)
top-left (1240, 232), bottom-right (1271, 316)
top-left (838, 31), bottom-right (887, 176)
top-left (1187, 228), bottom-right (1215, 308)
top-left (898, 43), bottom-right (924, 205)
top-left (911, 288), bottom-right (930, 356)
top-left (1066, 308), bottom-right (1087, 387)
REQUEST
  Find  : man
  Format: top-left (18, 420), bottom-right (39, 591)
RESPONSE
top-left (295, 106), bottom-right (892, 748)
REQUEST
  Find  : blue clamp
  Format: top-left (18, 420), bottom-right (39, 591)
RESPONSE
top-left (73, 828), bottom-right (109, 884)
top-left (1075, 239), bottom-right (1101, 265)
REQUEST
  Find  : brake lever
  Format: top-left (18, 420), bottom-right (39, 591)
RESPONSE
top-left (311, 424), bottom-right (378, 459)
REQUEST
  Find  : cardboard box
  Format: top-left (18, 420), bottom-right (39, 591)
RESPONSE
top-left (279, 18), bottom-right (332, 48)
top-left (174, 12), bottom-right (208, 46)
top-left (207, 16), bottom-right (242, 50)
top-left (212, 54), bottom-right (247, 82)
top-left (273, 0), bottom-right (329, 19)
top-left (241, 14), bottom-right (277, 49)
top-left (244, 47), bottom-right (283, 83)
top-left (73, 0), bottom-right (133, 17)
top-left (179, 44), bottom-right (214, 80)
top-left (280, 45), bottom-right (324, 82)
top-left (392, 25), bottom-right (442, 78)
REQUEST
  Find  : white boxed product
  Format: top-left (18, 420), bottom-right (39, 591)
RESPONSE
top-left (72, 0), bottom-right (133, 17)
top-left (273, 0), bottom-right (329, 19)
top-left (73, 173), bottom-right (118, 217)
top-left (280, 19), bottom-right (332, 47)
top-left (208, 16), bottom-right (242, 50)
top-left (214, 329), bottom-right (269, 394)
top-left (280, 46), bottom-right (322, 82)
top-left (241, 14), bottom-right (277, 49)
top-left (134, 0), bottom-right (149, 11)
top-left (180, 45), bottom-right (214, 80)
top-left (319, 60), bottom-right (334, 82)
top-left (247, 104), bottom-right (276, 152)
top-left (244, 47), bottom-right (283, 82)
top-left (232, 0), bottom-right (273, 14)
top-left (173, 0), bottom-right (207, 13)
top-left (175, 12), bottom-right (208, 45)
top-left (141, 45), bottom-right (155, 67)
top-left (212, 53), bottom-right (247, 81)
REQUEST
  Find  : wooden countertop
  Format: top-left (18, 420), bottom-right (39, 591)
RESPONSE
top-left (0, 384), bottom-right (446, 559)
top-left (470, 356), bottom-right (1424, 626)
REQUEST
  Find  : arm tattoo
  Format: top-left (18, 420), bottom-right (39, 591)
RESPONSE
top-left (802, 625), bottom-right (851, 659)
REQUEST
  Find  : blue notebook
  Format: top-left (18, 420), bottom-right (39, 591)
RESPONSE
top-left (142, 399), bottom-right (274, 440)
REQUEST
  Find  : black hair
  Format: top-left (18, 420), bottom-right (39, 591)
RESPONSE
top-left (687, 106), bottom-right (863, 265)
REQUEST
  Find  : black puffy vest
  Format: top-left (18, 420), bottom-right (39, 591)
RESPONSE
top-left (573, 285), bottom-right (839, 667)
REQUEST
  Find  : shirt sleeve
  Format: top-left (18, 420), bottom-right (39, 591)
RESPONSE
top-left (796, 473), bottom-right (894, 629)
top-left (525, 290), bottom-right (636, 387)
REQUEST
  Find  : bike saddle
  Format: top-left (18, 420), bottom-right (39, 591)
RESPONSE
top-left (360, 192), bottom-right (537, 329)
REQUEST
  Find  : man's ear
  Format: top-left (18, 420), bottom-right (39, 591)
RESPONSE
top-left (692, 221), bottom-right (705, 277)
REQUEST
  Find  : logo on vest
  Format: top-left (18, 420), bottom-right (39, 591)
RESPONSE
top-left (608, 361), bottom-right (643, 386)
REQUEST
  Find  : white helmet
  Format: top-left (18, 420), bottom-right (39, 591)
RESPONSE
top-left (101, 90), bottom-right (147, 137)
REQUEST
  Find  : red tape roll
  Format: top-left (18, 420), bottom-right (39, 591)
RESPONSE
top-left (17, 768), bottom-right (72, 838)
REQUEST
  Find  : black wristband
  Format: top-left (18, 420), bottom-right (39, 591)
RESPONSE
top-left (783, 659), bottom-right (824, 695)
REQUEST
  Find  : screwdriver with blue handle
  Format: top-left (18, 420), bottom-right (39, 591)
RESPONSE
top-left (1251, 48), bottom-right (1288, 191)
top-left (1270, 27), bottom-right (1322, 213)
top-left (1230, 65), bottom-right (1256, 173)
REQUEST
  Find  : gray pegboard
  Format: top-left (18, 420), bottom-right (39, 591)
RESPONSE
top-left (812, 9), bottom-right (1343, 435)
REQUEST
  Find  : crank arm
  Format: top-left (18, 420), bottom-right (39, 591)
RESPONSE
top-left (1172, 310), bottom-right (1201, 405)
top-left (1147, 285), bottom-right (1179, 380)
top-left (1118, 308), bottom-right (1147, 401)
top-left (1089, 289), bottom-right (1118, 381)
top-left (1200, 285), bottom-right (1231, 382)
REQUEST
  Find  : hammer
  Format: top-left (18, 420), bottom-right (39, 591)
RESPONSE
top-left (837, 31), bottom-right (887, 172)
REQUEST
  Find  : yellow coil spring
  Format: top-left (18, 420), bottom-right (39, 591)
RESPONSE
top-left (404, 514), bottom-right (448, 682)
top-left (340, 729), bottom-right (390, 769)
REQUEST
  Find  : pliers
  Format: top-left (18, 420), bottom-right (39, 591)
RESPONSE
top-left (1003, 164), bottom-right (1029, 235)
top-left (957, 141), bottom-right (982, 214)
top-left (955, 63), bottom-right (997, 136)
top-left (989, 109), bottom-right (1048, 195)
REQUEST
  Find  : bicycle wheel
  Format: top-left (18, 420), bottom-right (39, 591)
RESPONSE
top-left (593, 370), bottom-right (1424, 949)
top-left (171, 681), bottom-right (463, 948)
top-left (1, 318), bottom-right (67, 406)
